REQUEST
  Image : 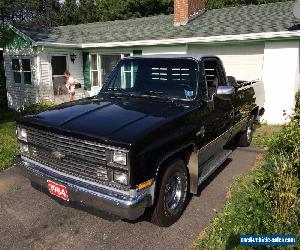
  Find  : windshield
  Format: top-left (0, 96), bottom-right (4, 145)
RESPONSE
top-left (101, 58), bottom-right (198, 100)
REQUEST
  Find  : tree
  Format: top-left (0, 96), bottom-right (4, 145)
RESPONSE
top-left (206, 0), bottom-right (290, 10)
top-left (93, 0), bottom-right (288, 23)
top-left (59, 0), bottom-right (80, 26)
top-left (33, 0), bottom-right (61, 27)
top-left (78, 0), bottom-right (98, 24)
top-left (95, 0), bottom-right (173, 22)
top-left (0, 0), bottom-right (61, 27)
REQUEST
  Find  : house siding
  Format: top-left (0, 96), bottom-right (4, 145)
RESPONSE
top-left (141, 45), bottom-right (187, 55)
top-left (4, 46), bottom-right (86, 109)
top-left (4, 47), bottom-right (40, 110)
top-left (262, 41), bottom-right (300, 124)
top-left (39, 49), bottom-right (54, 101)
top-left (188, 43), bottom-right (265, 81)
top-left (39, 48), bottom-right (86, 104)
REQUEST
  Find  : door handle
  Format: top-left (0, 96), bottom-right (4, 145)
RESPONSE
top-left (196, 126), bottom-right (205, 137)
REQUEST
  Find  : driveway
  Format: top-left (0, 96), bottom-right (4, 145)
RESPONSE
top-left (0, 147), bottom-right (261, 250)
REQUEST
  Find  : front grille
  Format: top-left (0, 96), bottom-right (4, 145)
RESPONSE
top-left (25, 128), bottom-right (112, 185)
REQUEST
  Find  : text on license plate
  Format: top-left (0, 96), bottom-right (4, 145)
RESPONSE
top-left (47, 180), bottom-right (69, 201)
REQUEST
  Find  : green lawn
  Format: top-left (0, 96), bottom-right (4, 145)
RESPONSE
top-left (252, 123), bottom-right (282, 148)
top-left (0, 108), bottom-right (20, 171)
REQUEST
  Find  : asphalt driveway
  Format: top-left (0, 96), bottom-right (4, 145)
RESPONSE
top-left (0, 147), bottom-right (261, 250)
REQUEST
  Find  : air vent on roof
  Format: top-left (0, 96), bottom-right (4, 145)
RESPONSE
top-left (293, 0), bottom-right (300, 19)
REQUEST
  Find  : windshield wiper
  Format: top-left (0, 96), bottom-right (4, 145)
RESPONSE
top-left (139, 90), bottom-right (165, 97)
top-left (106, 88), bottom-right (130, 95)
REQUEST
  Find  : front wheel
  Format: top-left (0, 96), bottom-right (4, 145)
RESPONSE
top-left (151, 159), bottom-right (188, 227)
top-left (237, 115), bottom-right (254, 147)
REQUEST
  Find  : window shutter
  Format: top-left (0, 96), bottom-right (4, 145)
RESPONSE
top-left (82, 52), bottom-right (91, 91)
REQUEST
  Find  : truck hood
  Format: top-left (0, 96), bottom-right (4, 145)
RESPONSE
top-left (20, 97), bottom-right (193, 146)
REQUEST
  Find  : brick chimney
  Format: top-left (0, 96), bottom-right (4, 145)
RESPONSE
top-left (174, 0), bottom-right (205, 26)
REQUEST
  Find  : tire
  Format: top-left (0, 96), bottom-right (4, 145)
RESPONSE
top-left (237, 115), bottom-right (254, 147)
top-left (151, 159), bottom-right (188, 227)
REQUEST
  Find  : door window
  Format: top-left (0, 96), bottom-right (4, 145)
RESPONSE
top-left (51, 56), bottom-right (66, 76)
top-left (51, 56), bottom-right (67, 95)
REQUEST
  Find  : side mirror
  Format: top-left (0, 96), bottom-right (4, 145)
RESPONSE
top-left (216, 86), bottom-right (235, 100)
top-left (227, 76), bottom-right (238, 87)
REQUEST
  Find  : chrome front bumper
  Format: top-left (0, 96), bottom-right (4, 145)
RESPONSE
top-left (16, 156), bottom-right (153, 220)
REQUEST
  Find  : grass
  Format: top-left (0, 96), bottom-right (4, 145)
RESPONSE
top-left (252, 123), bottom-right (282, 148)
top-left (0, 108), bottom-right (20, 171)
top-left (0, 102), bottom-right (56, 171)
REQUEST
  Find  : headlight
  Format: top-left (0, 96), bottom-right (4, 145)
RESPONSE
top-left (113, 171), bottom-right (128, 185)
top-left (17, 127), bottom-right (27, 142)
top-left (112, 150), bottom-right (127, 166)
top-left (20, 143), bottom-right (29, 154)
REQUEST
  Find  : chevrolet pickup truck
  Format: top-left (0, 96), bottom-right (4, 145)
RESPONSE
top-left (16, 55), bottom-right (264, 227)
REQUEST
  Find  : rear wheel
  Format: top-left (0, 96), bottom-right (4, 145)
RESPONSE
top-left (237, 115), bottom-right (254, 147)
top-left (151, 159), bottom-right (188, 227)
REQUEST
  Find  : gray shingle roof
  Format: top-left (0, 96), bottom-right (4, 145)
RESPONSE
top-left (20, 1), bottom-right (298, 45)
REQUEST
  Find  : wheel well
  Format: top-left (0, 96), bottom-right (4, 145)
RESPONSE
top-left (251, 106), bottom-right (259, 119)
top-left (155, 145), bottom-right (194, 185)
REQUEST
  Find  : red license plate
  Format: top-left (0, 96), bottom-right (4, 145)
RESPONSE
top-left (47, 180), bottom-right (69, 201)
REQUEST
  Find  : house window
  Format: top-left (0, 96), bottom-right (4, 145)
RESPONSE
top-left (90, 54), bottom-right (99, 87)
top-left (122, 62), bottom-right (138, 88)
top-left (12, 58), bottom-right (32, 85)
top-left (90, 54), bottom-right (129, 89)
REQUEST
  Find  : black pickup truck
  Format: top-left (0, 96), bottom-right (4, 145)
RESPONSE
top-left (16, 55), bottom-right (263, 227)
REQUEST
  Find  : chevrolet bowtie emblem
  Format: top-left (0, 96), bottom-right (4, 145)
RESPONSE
top-left (52, 151), bottom-right (65, 160)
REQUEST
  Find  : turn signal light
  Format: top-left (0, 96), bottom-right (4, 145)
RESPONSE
top-left (138, 180), bottom-right (154, 191)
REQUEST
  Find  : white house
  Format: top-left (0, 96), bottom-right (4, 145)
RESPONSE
top-left (3, 0), bottom-right (300, 124)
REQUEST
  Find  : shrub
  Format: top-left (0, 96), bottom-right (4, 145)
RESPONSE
top-left (0, 52), bottom-right (7, 108)
top-left (20, 101), bottom-right (57, 116)
top-left (295, 90), bottom-right (300, 114)
top-left (197, 91), bottom-right (300, 249)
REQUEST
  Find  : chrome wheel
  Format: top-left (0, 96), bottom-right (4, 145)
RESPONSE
top-left (151, 159), bottom-right (188, 227)
top-left (164, 171), bottom-right (186, 215)
top-left (246, 126), bottom-right (253, 142)
top-left (246, 118), bottom-right (254, 143)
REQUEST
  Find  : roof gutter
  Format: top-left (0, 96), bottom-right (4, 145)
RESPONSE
top-left (35, 42), bottom-right (82, 48)
top-left (36, 30), bottom-right (300, 48)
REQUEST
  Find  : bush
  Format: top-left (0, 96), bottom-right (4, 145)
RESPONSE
top-left (295, 90), bottom-right (300, 122)
top-left (0, 52), bottom-right (7, 108)
top-left (20, 101), bottom-right (57, 116)
top-left (197, 91), bottom-right (300, 249)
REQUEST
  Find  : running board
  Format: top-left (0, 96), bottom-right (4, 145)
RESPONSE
top-left (198, 149), bottom-right (232, 186)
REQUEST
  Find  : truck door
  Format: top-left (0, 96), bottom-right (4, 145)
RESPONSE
top-left (197, 58), bottom-right (234, 172)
